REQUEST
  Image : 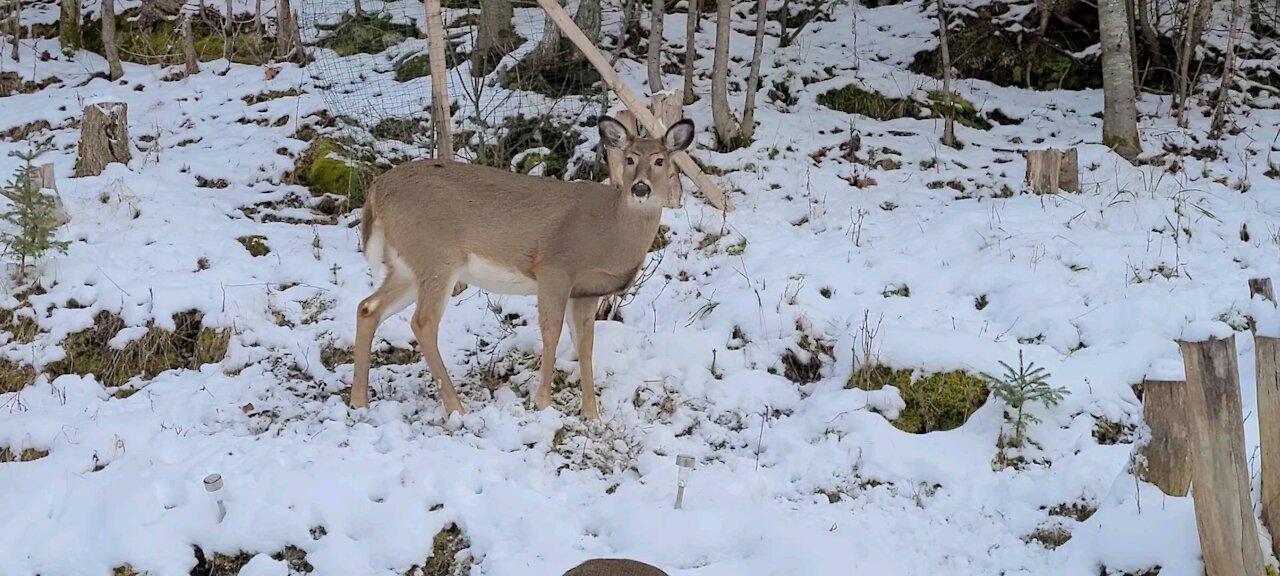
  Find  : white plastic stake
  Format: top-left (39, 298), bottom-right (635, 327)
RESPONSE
top-left (204, 473), bottom-right (226, 522)
top-left (674, 455), bottom-right (695, 510)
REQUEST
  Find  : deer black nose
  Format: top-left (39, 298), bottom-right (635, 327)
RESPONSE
top-left (631, 181), bottom-right (651, 197)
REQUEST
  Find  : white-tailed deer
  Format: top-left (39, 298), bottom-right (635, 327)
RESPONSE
top-left (563, 559), bottom-right (669, 576)
top-left (353, 116), bottom-right (695, 419)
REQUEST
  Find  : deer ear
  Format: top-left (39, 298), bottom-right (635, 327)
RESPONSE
top-left (664, 119), bottom-right (695, 152)
top-left (598, 116), bottom-right (631, 150)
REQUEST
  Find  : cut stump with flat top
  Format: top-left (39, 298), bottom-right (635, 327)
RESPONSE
top-left (75, 101), bottom-right (131, 177)
top-left (1177, 336), bottom-right (1266, 576)
top-left (1137, 379), bottom-right (1192, 497)
top-left (1024, 148), bottom-right (1079, 194)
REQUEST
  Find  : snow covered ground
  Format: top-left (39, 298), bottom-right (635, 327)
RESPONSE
top-left (2, 0), bottom-right (1280, 574)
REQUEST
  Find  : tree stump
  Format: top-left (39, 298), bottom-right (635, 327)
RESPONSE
top-left (1250, 277), bottom-right (1276, 305)
top-left (1177, 336), bottom-right (1266, 576)
top-left (1137, 379), bottom-right (1192, 496)
top-left (75, 101), bottom-right (131, 177)
top-left (1023, 148), bottom-right (1079, 194)
top-left (651, 90), bottom-right (685, 208)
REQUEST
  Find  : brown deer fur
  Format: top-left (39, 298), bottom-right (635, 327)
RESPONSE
top-left (352, 116), bottom-right (695, 419)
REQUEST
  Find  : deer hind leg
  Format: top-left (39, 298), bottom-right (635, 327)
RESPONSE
top-left (352, 270), bottom-right (417, 408)
top-left (567, 296), bottom-right (601, 420)
top-left (533, 276), bottom-right (572, 411)
top-left (410, 272), bottom-right (467, 417)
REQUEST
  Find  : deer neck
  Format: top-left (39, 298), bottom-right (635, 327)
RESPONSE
top-left (609, 194), bottom-right (664, 261)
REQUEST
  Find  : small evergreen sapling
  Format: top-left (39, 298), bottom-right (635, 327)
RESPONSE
top-left (1, 151), bottom-right (69, 281)
top-left (980, 350), bottom-right (1068, 449)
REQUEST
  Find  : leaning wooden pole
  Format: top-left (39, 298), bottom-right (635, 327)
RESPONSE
top-left (1177, 335), bottom-right (1266, 576)
top-left (424, 0), bottom-right (453, 160)
top-left (533, 0), bottom-right (733, 212)
top-left (1251, 277), bottom-right (1280, 558)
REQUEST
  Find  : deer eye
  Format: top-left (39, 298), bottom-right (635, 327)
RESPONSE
top-left (626, 157), bottom-right (636, 166)
top-left (654, 158), bottom-right (665, 167)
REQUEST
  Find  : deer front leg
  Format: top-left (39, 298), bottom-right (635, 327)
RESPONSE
top-left (534, 276), bottom-right (572, 411)
top-left (568, 296), bottom-right (601, 420)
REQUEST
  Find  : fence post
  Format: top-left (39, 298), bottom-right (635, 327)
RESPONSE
top-left (1137, 379), bottom-right (1192, 496)
top-left (1177, 335), bottom-right (1265, 576)
top-left (1251, 277), bottom-right (1280, 558)
top-left (424, 0), bottom-right (453, 159)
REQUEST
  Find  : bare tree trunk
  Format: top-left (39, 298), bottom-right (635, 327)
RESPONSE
top-left (574, 0), bottom-right (601, 43)
top-left (472, 0), bottom-right (516, 77)
top-left (1100, 0), bottom-right (1141, 160)
top-left (103, 0), bottom-right (123, 79)
top-left (1136, 0), bottom-right (1164, 70)
top-left (1210, 0), bottom-right (1244, 138)
top-left (1175, 0), bottom-right (1213, 127)
top-left (59, 0), bottom-right (81, 56)
top-left (274, 0), bottom-right (292, 60)
top-left (739, 0), bottom-right (766, 142)
top-left (938, 0), bottom-right (956, 148)
top-left (682, 0), bottom-right (699, 104)
top-left (528, 0), bottom-right (565, 66)
top-left (254, 0), bottom-right (261, 30)
top-left (8, 0), bottom-right (20, 62)
top-left (711, 0), bottom-right (739, 147)
top-left (223, 0), bottom-right (233, 61)
top-left (647, 0), bottom-right (665, 91)
top-left (181, 11), bottom-right (200, 74)
top-left (354, 0), bottom-right (363, 16)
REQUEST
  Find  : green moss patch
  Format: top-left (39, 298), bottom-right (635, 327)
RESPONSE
top-left (404, 524), bottom-right (471, 576)
top-left (500, 51), bottom-right (601, 98)
top-left (909, 13), bottom-right (1101, 91)
top-left (0, 446), bottom-right (49, 462)
top-left (817, 85), bottom-right (922, 121)
top-left (83, 7), bottom-right (276, 66)
top-left (849, 366), bottom-right (989, 433)
top-left (237, 235), bottom-right (270, 256)
top-left (926, 90), bottom-right (992, 130)
top-left (291, 138), bottom-right (377, 208)
top-left (44, 311), bottom-right (230, 387)
top-left (469, 115), bottom-right (584, 180)
top-left (316, 12), bottom-right (420, 56)
top-left (393, 43), bottom-right (466, 81)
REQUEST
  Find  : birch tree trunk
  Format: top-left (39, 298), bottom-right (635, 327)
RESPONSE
top-left (647, 0), bottom-right (665, 92)
top-left (8, 0), bottom-right (20, 62)
top-left (1175, 0), bottom-right (1213, 127)
top-left (938, 0), bottom-right (956, 148)
top-left (682, 0), bottom-right (700, 104)
top-left (1100, 0), bottom-right (1141, 160)
top-left (59, 0), bottom-right (81, 56)
top-left (1136, 0), bottom-right (1164, 70)
top-left (472, 0), bottom-right (516, 77)
top-left (181, 11), bottom-right (200, 75)
top-left (1210, 0), bottom-right (1244, 138)
top-left (739, 0), bottom-right (767, 142)
top-left (103, 0), bottom-right (123, 79)
top-left (711, 0), bottom-right (740, 147)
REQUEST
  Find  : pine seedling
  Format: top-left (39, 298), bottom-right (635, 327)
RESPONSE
top-left (980, 350), bottom-right (1068, 449)
top-left (1, 151), bottom-right (70, 282)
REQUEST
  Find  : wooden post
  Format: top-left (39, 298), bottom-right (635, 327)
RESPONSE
top-left (1137, 379), bottom-right (1192, 496)
top-left (651, 90), bottom-right (684, 208)
top-left (1258, 333), bottom-right (1280, 559)
top-left (1252, 277), bottom-right (1280, 558)
top-left (1178, 336), bottom-right (1266, 576)
top-left (532, 0), bottom-right (733, 212)
top-left (180, 13), bottom-right (200, 76)
top-left (35, 163), bottom-right (69, 227)
top-left (1250, 277), bottom-right (1276, 305)
top-left (424, 0), bottom-right (453, 160)
top-left (1023, 148), bottom-right (1080, 194)
top-left (75, 101), bottom-right (131, 177)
